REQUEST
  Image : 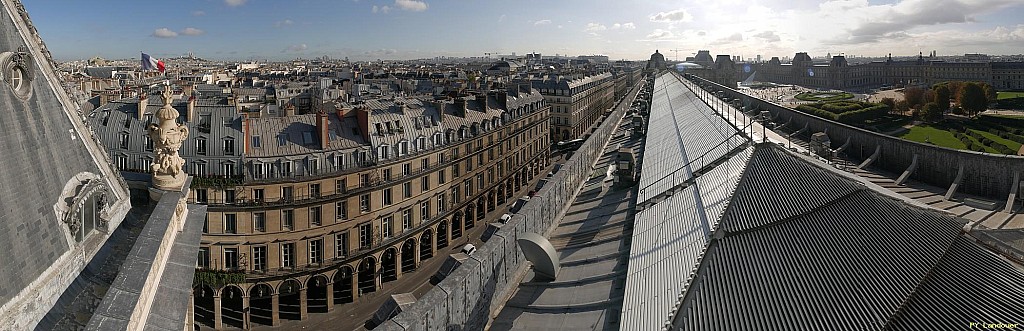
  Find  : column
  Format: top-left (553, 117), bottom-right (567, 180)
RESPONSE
top-left (187, 292), bottom-right (194, 329)
top-left (396, 251), bottom-right (404, 281)
top-left (213, 294), bottom-right (223, 330)
top-left (242, 295), bottom-right (250, 330)
top-left (350, 273), bottom-right (359, 302)
top-left (271, 294), bottom-right (280, 326)
top-left (325, 282), bottom-right (335, 312)
top-left (298, 287), bottom-right (308, 320)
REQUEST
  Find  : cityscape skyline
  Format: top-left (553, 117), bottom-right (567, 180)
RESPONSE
top-left (24, 0), bottom-right (1024, 62)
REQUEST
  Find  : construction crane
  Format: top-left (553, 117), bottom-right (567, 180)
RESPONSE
top-left (669, 49), bottom-right (682, 61)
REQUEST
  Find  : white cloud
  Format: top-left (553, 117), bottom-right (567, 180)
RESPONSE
top-left (275, 19), bottom-right (294, 28)
top-left (611, 22), bottom-right (636, 30)
top-left (498, 14), bottom-right (506, 23)
top-left (534, 19), bottom-right (552, 26)
top-left (181, 27), bottom-right (205, 36)
top-left (557, 25), bottom-right (563, 29)
top-left (753, 31), bottom-right (780, 42)
top-left (283, 44), bottom-right (308, 53)
top-left (650, 9), bottom-right (693, 22)
top-left (394, 0), bottom-right (428, 12)
top-left (191, 10), bottom-right (206, 16)
top-left (372, 5), bottom-right (392, 14)
top-left (151, 28), bottom-right (178, 38)
top-left (646, 29), bottom-right (675, 40)
top-left (585, 23), bottom-right (607, 32)
top-left (224, 0), bottom-right (247, 7)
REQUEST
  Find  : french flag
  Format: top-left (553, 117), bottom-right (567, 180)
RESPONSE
top-left (141, 52), bottom-right (165, 72)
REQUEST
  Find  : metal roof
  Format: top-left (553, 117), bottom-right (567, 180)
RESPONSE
top-left (637, 72), bottom-right (745, 204)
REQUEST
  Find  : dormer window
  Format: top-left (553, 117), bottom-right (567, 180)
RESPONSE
top-left (119, 132), bottom-right (130, 150)
top-left (302, 132), bottom-right (314, 145)
top-left (377, 145), bottom-right (390, 159)
top-left (374, 123), bottom-right (383, 136)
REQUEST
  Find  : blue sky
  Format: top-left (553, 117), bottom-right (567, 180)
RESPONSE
top-left (23, 0), bottom-right (1024, 61)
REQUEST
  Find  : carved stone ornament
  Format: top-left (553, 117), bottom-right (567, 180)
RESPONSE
top-left (148, 85), bottom-right (189, 191)
top-left (1, 46), bottom-right (34, 98)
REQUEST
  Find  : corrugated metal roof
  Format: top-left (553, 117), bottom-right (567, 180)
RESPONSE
top-left (637, 72), bottom-right (743, 204)
top-left (620, 146), bottom-right (751, 331)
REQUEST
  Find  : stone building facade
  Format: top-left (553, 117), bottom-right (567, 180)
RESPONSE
top-left (531, 73), bottom-right (614, 141)
top-left (87, 81), bottom-right (551, 328)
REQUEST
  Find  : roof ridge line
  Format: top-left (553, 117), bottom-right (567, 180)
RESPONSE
top-left (720, 188), bottom-right (866, 238)
top-left (879, 234), bottom-right (966, 331)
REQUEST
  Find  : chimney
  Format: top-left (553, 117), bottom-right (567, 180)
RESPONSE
top-left (137, 92), bottom-right (148, 120)
top-left (433, 99), bottom-right (445, 123)
top-left (355, 107), bottom-right (371, 142)
top-left (454, 97), bottom-right (467, 117)
top-left (241, 113), bottom-right (251, 154)
top-left (186, 92), bottom-right (196, 122)
top-left (495, 89), bottom-right (508, 108)
top-left (519, 81), bottom-right (532, 95)
top-left (336, 105), bottom-right (350, 119)
top-left (284, 103), bottom-right (296, 117)
top-left (317, 111), bottom-right (330, 150)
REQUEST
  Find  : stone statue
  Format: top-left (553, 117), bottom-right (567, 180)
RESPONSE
top-left (147, 85), bottom-right (189, 191)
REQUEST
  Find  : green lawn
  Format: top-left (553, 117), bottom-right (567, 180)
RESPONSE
top-left (898, 125), bottom-right (967, 149)
top-left (997, 91), bottom-right (1024, 100)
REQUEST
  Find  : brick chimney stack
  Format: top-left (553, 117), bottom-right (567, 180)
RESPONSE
top-left (317, 111), bottom-right (330, 150)
top-left (137, 88), bottom-right (148, 120)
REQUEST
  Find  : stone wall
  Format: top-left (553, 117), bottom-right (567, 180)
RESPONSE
top-left (379, 83), bottom-right (640, 331)
top-left (690, 75), bottom-right (1024, 203)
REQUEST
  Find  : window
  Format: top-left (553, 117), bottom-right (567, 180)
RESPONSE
top-left (421, 158), bottom-right (429, 170)
top-left (253, 212), bottom-right (266, 232)
top-left (465, 180), bottom-right (472, 197)
top-left (421, 176), bottom-right (429, 191)
top-left (224, 190), bottom-right (236, 204)
top-left (197, 247), bottom-right (210, 269)
top-left (398, 141), bottom-right (409, 156)
top-left (195, 189), bottom-right (208, 204)
top-left (383, 188), bottom-right (393, 205)
top-left (383, 168), bottom-right (392, 181)
top-left (281, 243), bottom-right (295, 268)
top-left (437, 194), bottom-right (446, 213)
top-left (336, 200), bottom-right (348, 220)
top-left (193, 162), bottom-right (207, 177)
top-left (477, 174), bottom-right (485, 192)
top-left (403, 182), bottom-right (412, 198)
top-left (377, 145), bottom-right (390, 159)
top-left (452, 186), bottom-right (461, 204)
top-left (252, 246), bottom-right (267, 271)
top-left (310, 183), bottom-right (321, 198)
top-left (223, 138), bottom-right (235, 155)
top-left (282, 210), bottom-right (294, 230)
top-left (359, 223), bottom-right (372, 248)
top-left (478, 154), bottom-right (484, 166)
top-left (221, 162), bottom-right (234, 176)
top-left (252, 163), bottom-right (265, 179)
top-left (466, 159), bottom-right (473, 172)
top-left (277, 134), bottom-right (287, 146)
top-left (360, 173), bottom-right (371, 187)
top-left (420, 201), bottom-right (430, 221)
top-left (281, 186), bottom-right (294, 201)
top-left (336, 179), bottom-right (347, 194)
top-left (145, 136), bottom-right (153, 152)
top-left (381, 216), bottom-right (393, 239)
top-left (253, 189), bottom-right (264, 203)
top-left (309, 239), bottom-right (323, 265)
top-left (119, 133), bottom-right (129, 150)
top-left (360, 194), bottom-right (371, 212)
top-left (438, 170), bottom-right (446, 184)
top-left (402, 209), bottom-right (412, 230)
top-left (335, 232), bottom-right (349, 259)
top-left (302, 131), bottom-right (314, 145)
top-left (223, 214), bottom-right (237, 233)
top-left (453, 163), bottom-right (460, 177)
top-left (252, 136), bottom-right (262, 148)
top-left (402, 163), bottom-right (411, 176)
top-left (307, 158), bottom-right (319, 175)
top-left (10, 67), bottom-right (24, 91)
top-left (281, 160), bottom-right (293, 176)
top-left (310, 206), bottom-right (322, 226)
top-left (224, 248), bottom-right (238, 270)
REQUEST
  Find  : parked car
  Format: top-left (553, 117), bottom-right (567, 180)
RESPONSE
top-left (509, 196), bottom-right (530, 214)
top-left (461, 244), bottom-right (477, 256)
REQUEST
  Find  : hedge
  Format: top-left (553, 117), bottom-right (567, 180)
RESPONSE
top-left (194, 270), bottom-right (248, 288)
top-left (794, 101), bottom-right (890, 124)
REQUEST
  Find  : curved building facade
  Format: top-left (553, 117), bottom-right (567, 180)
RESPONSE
top-left (87, 82), bottom-right (551, 328)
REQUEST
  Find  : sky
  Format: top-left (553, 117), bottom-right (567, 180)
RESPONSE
top-left (22, 0), bottom-right (1024, 62)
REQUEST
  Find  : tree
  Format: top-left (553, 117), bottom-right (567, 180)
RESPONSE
top-left (959, 82), bottom-right (987, 117)
top-left (933, 85), bottom-right (951, 111)
top-left (895, 100), bottom-right (910, 115)
top-left (945, 81), bottom-right (964, 103)
top-left (903, 87), bottom-right (927, 110)
top-left (880, 97), bottom-right (896, 113)
top-left (921, 102), bottom-right (943, 122)
top-left (982, 83), bottom-right (997, 104)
